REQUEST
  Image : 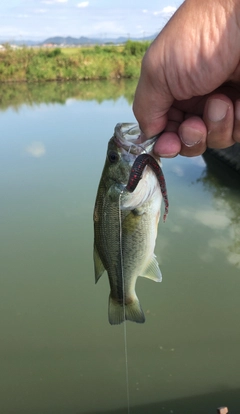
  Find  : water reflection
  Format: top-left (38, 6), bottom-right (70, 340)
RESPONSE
top-left (0, 81), bottom-right (240, 414)
top-left (0, 79), bottom-right (137, 111)
top-left (200, 152), bottom-right (240, 269)
top-left (26, 141), bottom-right (46, 158)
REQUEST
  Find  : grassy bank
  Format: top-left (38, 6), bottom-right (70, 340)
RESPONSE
top-left (0, 41), bottom-right (150, 83)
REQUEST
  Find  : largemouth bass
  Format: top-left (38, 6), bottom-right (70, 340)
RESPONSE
top-left (93, 123), bottom-right (168, 325)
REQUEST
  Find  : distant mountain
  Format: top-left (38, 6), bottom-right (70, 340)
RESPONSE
top-left (0, 39), bottom-right (40, 46)
top-left (0, 34), bottom-right (157, 47)
top-left (40, 34), bottom-right (157, 46)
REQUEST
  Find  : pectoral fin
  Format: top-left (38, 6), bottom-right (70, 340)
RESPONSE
top-left (94, 244), bottom-right (105, 283)
top-left (140, 255), bottom-right (162, 282)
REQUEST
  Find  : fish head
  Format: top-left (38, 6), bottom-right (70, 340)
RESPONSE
top-left (100, 123), bottom-right (161, 208)
top-left (114, 122), bottom-right (157, 157)
top-left (104, 123), bottom-right (157, 183)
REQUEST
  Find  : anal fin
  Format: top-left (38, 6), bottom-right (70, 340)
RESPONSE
top-left (140, 255), bottom-right (162, 282)
top-left (94, 244), bottom-right (105, 283)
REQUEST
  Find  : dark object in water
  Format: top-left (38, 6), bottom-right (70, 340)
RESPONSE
top-left (206, 143), bottom-right (240, 173)
top-left (126, 153), bottom-right (169, 222)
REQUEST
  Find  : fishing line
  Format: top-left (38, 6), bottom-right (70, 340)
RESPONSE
top-left (119, 191), bottom-right (130, 414)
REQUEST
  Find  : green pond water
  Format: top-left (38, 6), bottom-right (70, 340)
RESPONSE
top-left (0, 80), bottom-right (240, 414)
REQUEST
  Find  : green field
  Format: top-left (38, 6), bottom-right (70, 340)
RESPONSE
top-left (0, 41), bottom-right (150, 82)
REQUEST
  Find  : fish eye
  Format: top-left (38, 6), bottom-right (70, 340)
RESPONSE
top-left (108, 150), bottom-right (119, 163)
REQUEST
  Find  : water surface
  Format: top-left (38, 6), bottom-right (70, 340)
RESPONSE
top-left (0, 81), bottom-right (240, 414)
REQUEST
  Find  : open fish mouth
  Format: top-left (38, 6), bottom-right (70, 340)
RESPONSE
top-left (113, 123), bottom-right (169, 222)
top-left (114, 123), bottom-right (158, 155)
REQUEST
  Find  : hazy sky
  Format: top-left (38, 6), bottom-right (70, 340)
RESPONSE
top-left (0, 0), bottom-right (184, 40)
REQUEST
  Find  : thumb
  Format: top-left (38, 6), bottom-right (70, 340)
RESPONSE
top-left (132, 49), bottom-right (174, 139)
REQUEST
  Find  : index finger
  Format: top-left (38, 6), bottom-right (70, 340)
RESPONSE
top-left (132, 50), bottom-right (173, 139)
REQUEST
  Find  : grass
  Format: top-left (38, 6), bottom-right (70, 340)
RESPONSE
top-left (0, 41), bottom-right (151, 83)
top-left (61, 47), bottom-right (82, 55)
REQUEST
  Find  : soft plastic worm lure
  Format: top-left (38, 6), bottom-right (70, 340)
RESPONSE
top-left (126, 153), bottom-right (169, 222)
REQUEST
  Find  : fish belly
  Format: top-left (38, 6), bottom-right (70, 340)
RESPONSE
top-left (108, 194), bottom-right (161, 324)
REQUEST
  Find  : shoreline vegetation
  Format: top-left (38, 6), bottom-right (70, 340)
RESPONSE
top-left (0, 41), bottom-right (150, 83)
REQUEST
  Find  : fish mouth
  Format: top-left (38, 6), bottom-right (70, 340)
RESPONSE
top-left (114, 123), bottom-right (159, 155)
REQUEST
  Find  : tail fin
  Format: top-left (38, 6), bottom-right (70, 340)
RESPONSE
top-left (108, 295), bottom-right (145, 325)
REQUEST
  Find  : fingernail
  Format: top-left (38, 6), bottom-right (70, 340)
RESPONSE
top-left (235, 100), bottom-right (240, 121)
top-left (179, 126), bottom-right (204, 147)
top-left (158, 152), bottom-right (179, 158)
top-left (207, 99), bottom-right (229, 122)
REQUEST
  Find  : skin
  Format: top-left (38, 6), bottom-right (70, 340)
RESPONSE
top-left (133, 0), bottom-right (240, 157)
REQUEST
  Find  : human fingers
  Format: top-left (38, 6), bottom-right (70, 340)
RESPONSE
top-left (203, 94), bottom-right (235, 149)
top-left (153, 107), bottom-right (182, 157)
top-left (178, 116), bottom-right (207, 157)
top-left (154, 113), bottom-right (207, 158)
top-left (153, 132), bottom-right (182, 158)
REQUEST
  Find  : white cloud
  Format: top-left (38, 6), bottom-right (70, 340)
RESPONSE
top-left (169, 223), bottom-right (182, 233)
top-left (190, 156), bottom-right (206, 167)
top-left (26, 142), bottom-right (46, 158)
top-left (34, 9), bottom-right (47, 14)
top-left (208, 237), bottom-right (229, 250)
top-left (65, 98), bottom-right (77, 105)
top-left (172, 165), bottom-right (184, 177)
top-left (153, 6), bottom-right (177, 16)
top-left (195, 210), bottom-right (230, 230)
top-left (77, 1), bottom-right (89, 8)
top-left (0, 1), bottom-right (183, 39)
top-left (91, 20), bottom-right (125, 36)
top-left (199, 251), bottom-right (214, 264)
top-left (179, 207), bottom-right (231, 230)
top-left (228, 253), bottom-right (240, 269)
top-left (0, 25), bottom-right (30, 37)
top-left (179, 207), bottom-right (240, 269)
top-left (208, 237), bottom-right (240, 270)
top-left (42, 0), bottom-right (68, 3)
top-left (162, 6), bottom-right (177, 13)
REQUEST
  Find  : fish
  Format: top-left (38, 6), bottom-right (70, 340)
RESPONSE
top-left (93, 123), bottom-right (168, 325)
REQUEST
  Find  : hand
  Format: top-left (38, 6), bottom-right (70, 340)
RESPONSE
top-left (133, 0), bottom-right (240, 157)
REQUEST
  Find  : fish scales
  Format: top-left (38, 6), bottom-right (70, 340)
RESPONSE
top-left (93, 123), bottom-right (168, 325)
